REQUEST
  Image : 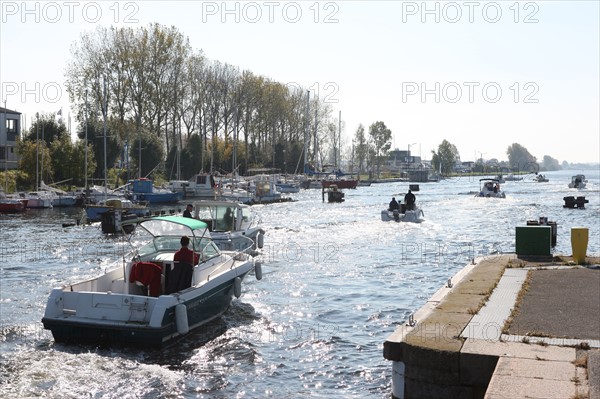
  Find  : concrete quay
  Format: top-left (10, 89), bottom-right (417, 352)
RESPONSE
top-left (384, 254), bottom-right (600, 399)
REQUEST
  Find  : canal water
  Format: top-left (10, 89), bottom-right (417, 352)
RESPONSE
top-left (1, 169), bottom-right (598, 398)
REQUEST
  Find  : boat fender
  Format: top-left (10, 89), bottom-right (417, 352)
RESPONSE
top-left (175, 304), bottom-right (189, 335)
top-left (257, 231), bottom-right (264, 249)
top-left (234, 277), bottom-right (242, 298)
top-left (255, 262), bottom-right (263, 281)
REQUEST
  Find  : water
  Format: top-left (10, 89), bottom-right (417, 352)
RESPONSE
top-left (1, 169), bottom-right (598, 398)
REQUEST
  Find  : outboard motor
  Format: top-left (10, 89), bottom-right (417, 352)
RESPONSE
top-left (393, 209), bottom-right (400, 221)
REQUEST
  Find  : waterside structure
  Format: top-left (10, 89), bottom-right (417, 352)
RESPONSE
top-left (384, 254), bottom-right (600, 399)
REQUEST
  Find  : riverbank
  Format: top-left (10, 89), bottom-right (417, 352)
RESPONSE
top-left (384, 254), bottom-right (600, 399)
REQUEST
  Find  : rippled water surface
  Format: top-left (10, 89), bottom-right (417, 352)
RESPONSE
top-left (1, 169), bottom-right (598, 398)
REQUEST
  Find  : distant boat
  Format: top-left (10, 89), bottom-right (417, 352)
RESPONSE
top-left (504, 174), bottom-right (523, 181)
top-left (0, 189), bottom-right (26, 213)
top-left (324, 184), bottom-right (345, 203)
top-left (568, 174), bottom-right (587, 189)
top-left (534, 174), bottom-right (549, 183)
top-left (39, 181), bottom-right (78, 207)
top-left (275, 182), bottom-right (301, 193)
top-left (321, 178), bottom-right (358, 189)
top-left (126, 178), bottom-right (183, 204)
top-left (168, 173), bottom-right (222, 199)
top-left (476, 179), bottom-right (506, 198)
top-left (493, 175), bottom-right (506, 184)
top-left (85, 198), bottom-right (150, 222)
top-left (18, 191), bottom-right (53, 208)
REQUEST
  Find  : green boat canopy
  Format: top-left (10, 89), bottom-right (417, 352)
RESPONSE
top-left (139, 216), bottom-right (208, 238)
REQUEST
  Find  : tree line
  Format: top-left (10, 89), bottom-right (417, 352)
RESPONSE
top-left (62, 23), bottom-right (343, 183)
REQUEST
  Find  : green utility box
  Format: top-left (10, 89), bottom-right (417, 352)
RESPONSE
top-left (516, 226), bottom-right (552, 257)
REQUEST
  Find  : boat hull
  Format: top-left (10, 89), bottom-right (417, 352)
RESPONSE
top-left (85, 205), bottom-right (150, 222)
top-left (0, 200), bottom-right (25, 213)
top-left (52, 196), bottom-right (78, 207)
top-left (129, 191), bottom-right (184, 204)
top-left (26, 197), bottom-right (53, 208)
top-left (322, 180), bottom-right (358, 189)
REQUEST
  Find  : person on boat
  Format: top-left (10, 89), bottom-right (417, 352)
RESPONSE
top-left (404, 190), bottom-right (416, 210)
top-left (223, 207), bottom-right (234, 230)
top-left (389, 197), bottom-right (399, 211)
top-left (183, 204), bottom-right (194, 218)
top-left (174, 235), bottom-right (200, 266)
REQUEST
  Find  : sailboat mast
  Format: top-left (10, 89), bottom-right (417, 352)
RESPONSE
top-left (303, 90), bottom-right (309, 173)
top-left (103, 77), bottom-right (108, 199)
top-left (3, 103), bottom-right (7, 192)
top-left (84, 90), bottom-right (88, 197)
top-left (35, 116), bottom-right (39, 191)
top-left (338, 110), bottom-right (341, 168)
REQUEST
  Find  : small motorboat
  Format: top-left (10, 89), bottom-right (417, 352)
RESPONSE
top-left (568, 174), bottom-right (587, 189)
top-left (476, 179), bottom-right (506, 198)
top-left (323, 185), bottom-right (345, 203)
top-left (381, 205), bottom-right (425, 223)
top-left (534, 174), bottom-right (549, 183)
top-left (42, 215), bottom-right (260, 347)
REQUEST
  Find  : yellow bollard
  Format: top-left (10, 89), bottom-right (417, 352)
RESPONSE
top-left (571, 227), bottom-right (589, 264)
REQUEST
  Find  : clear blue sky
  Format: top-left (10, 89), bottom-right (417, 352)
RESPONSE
top-left (1, 1), bottom-right (599, 163)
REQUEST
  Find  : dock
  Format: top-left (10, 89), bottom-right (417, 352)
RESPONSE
top-left (384, 254), bottom-right (600, 399)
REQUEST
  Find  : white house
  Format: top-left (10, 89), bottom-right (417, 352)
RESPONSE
top-left (0, 107), bottom-right (21, 170)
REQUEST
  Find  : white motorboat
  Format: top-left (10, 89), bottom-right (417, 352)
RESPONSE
top-left (568, 174), bottom-right (587, 189)
top-left (534, 174), bottom-right (549, 183)
top-left (189, 200), bottom-right (265, 253)
top-left (381, 205), bottom-right (425, 223)
top-left (476, 179), bottom-right (506, 198)
top-left (42, 215), bottom-right (260, 347)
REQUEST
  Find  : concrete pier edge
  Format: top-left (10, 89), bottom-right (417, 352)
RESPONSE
top-left (384, 254), bottom-right (600, 399)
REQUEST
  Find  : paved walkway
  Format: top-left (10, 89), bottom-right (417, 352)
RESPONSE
top-left (463, 261), bottom-right (600, 399)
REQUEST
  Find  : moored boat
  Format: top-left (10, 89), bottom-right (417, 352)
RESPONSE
top-left (126, 178), bottom-right (183, 204)
top-left (85, 198), bottom-right (150, 222)
top-left (18, 191), bottom-right (53, 208)
top-left (168, 173), bottom-right (221, 199)
top-left (41, 215), bottom-right (260, 347)
top-left (321, 178), bottom-right (358, 189)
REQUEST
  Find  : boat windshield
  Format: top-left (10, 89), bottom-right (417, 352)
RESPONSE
top-left (137, 236), bottom-right (221, 259)
top-left (139, 216), bottom-right (208, 238)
